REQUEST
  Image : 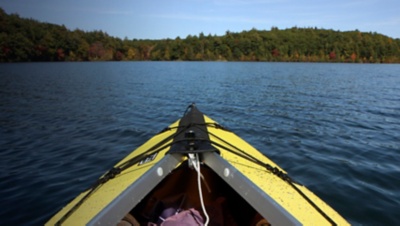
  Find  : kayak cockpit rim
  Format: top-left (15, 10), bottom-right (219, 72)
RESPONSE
top-left (88, 152), bottom-right (300, 226)
top-left (203, 152), bottom-right (300, 225)
top-left (88, 153), bottom-right (183, 225)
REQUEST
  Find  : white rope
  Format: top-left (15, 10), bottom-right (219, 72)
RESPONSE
top-left (189, 153), bottom-right (210, 226)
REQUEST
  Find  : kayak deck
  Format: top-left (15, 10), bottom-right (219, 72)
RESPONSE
top-left (46, 104), bottom-right (349, 225)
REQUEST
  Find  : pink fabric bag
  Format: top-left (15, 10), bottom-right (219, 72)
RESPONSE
top-left (160, 208), bottom-right (204, 226)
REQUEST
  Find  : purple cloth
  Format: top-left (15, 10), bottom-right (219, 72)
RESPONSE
top-left (160, 208), bottom-right (204, 226)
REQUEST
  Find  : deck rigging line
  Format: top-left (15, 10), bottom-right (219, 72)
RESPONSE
top-left (54, 122), bottom-right (193, 225)
top-left (199, 123), bottom-right (337, 226)
top-left (54, 104), bottom-right (337, 225)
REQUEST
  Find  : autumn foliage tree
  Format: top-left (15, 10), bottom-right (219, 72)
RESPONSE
top-left (1, 8), bottom-right (400, 63)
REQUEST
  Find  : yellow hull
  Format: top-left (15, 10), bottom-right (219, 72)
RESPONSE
top-left (47, 104), bottom-right (349, 225)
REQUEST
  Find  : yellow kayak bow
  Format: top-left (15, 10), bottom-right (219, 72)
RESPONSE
top-left (47, 104), bottom-right (349, 226)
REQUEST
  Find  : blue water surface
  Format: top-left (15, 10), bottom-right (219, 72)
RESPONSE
top-left (0, 62), bottom-right (399, 225)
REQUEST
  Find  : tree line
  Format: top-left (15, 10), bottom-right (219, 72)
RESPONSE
top-left (1, 8), bottom-right (400, 63)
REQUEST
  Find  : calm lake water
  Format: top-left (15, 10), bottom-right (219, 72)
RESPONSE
top-left (0, 62), bottom-right (399, 225)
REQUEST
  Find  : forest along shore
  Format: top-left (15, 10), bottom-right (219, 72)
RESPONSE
top-left (1, 8), bottom-right (400, 63)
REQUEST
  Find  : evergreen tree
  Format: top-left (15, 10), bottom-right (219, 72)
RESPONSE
top-left (1, 7), bottom-right (399, 63)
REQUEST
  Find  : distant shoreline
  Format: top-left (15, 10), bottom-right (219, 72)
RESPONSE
top-left (1, 9), bottom-right (400, 63)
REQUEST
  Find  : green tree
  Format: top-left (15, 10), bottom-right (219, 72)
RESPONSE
top-left (1, 7), bottom-right (400, 63)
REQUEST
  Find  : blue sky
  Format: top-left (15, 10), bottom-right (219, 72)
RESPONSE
top-left (1, 0), bottom-right (399, 39)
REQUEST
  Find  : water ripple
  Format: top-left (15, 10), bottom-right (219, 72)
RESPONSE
top-left (0, 62), bottom-right (399, 225)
